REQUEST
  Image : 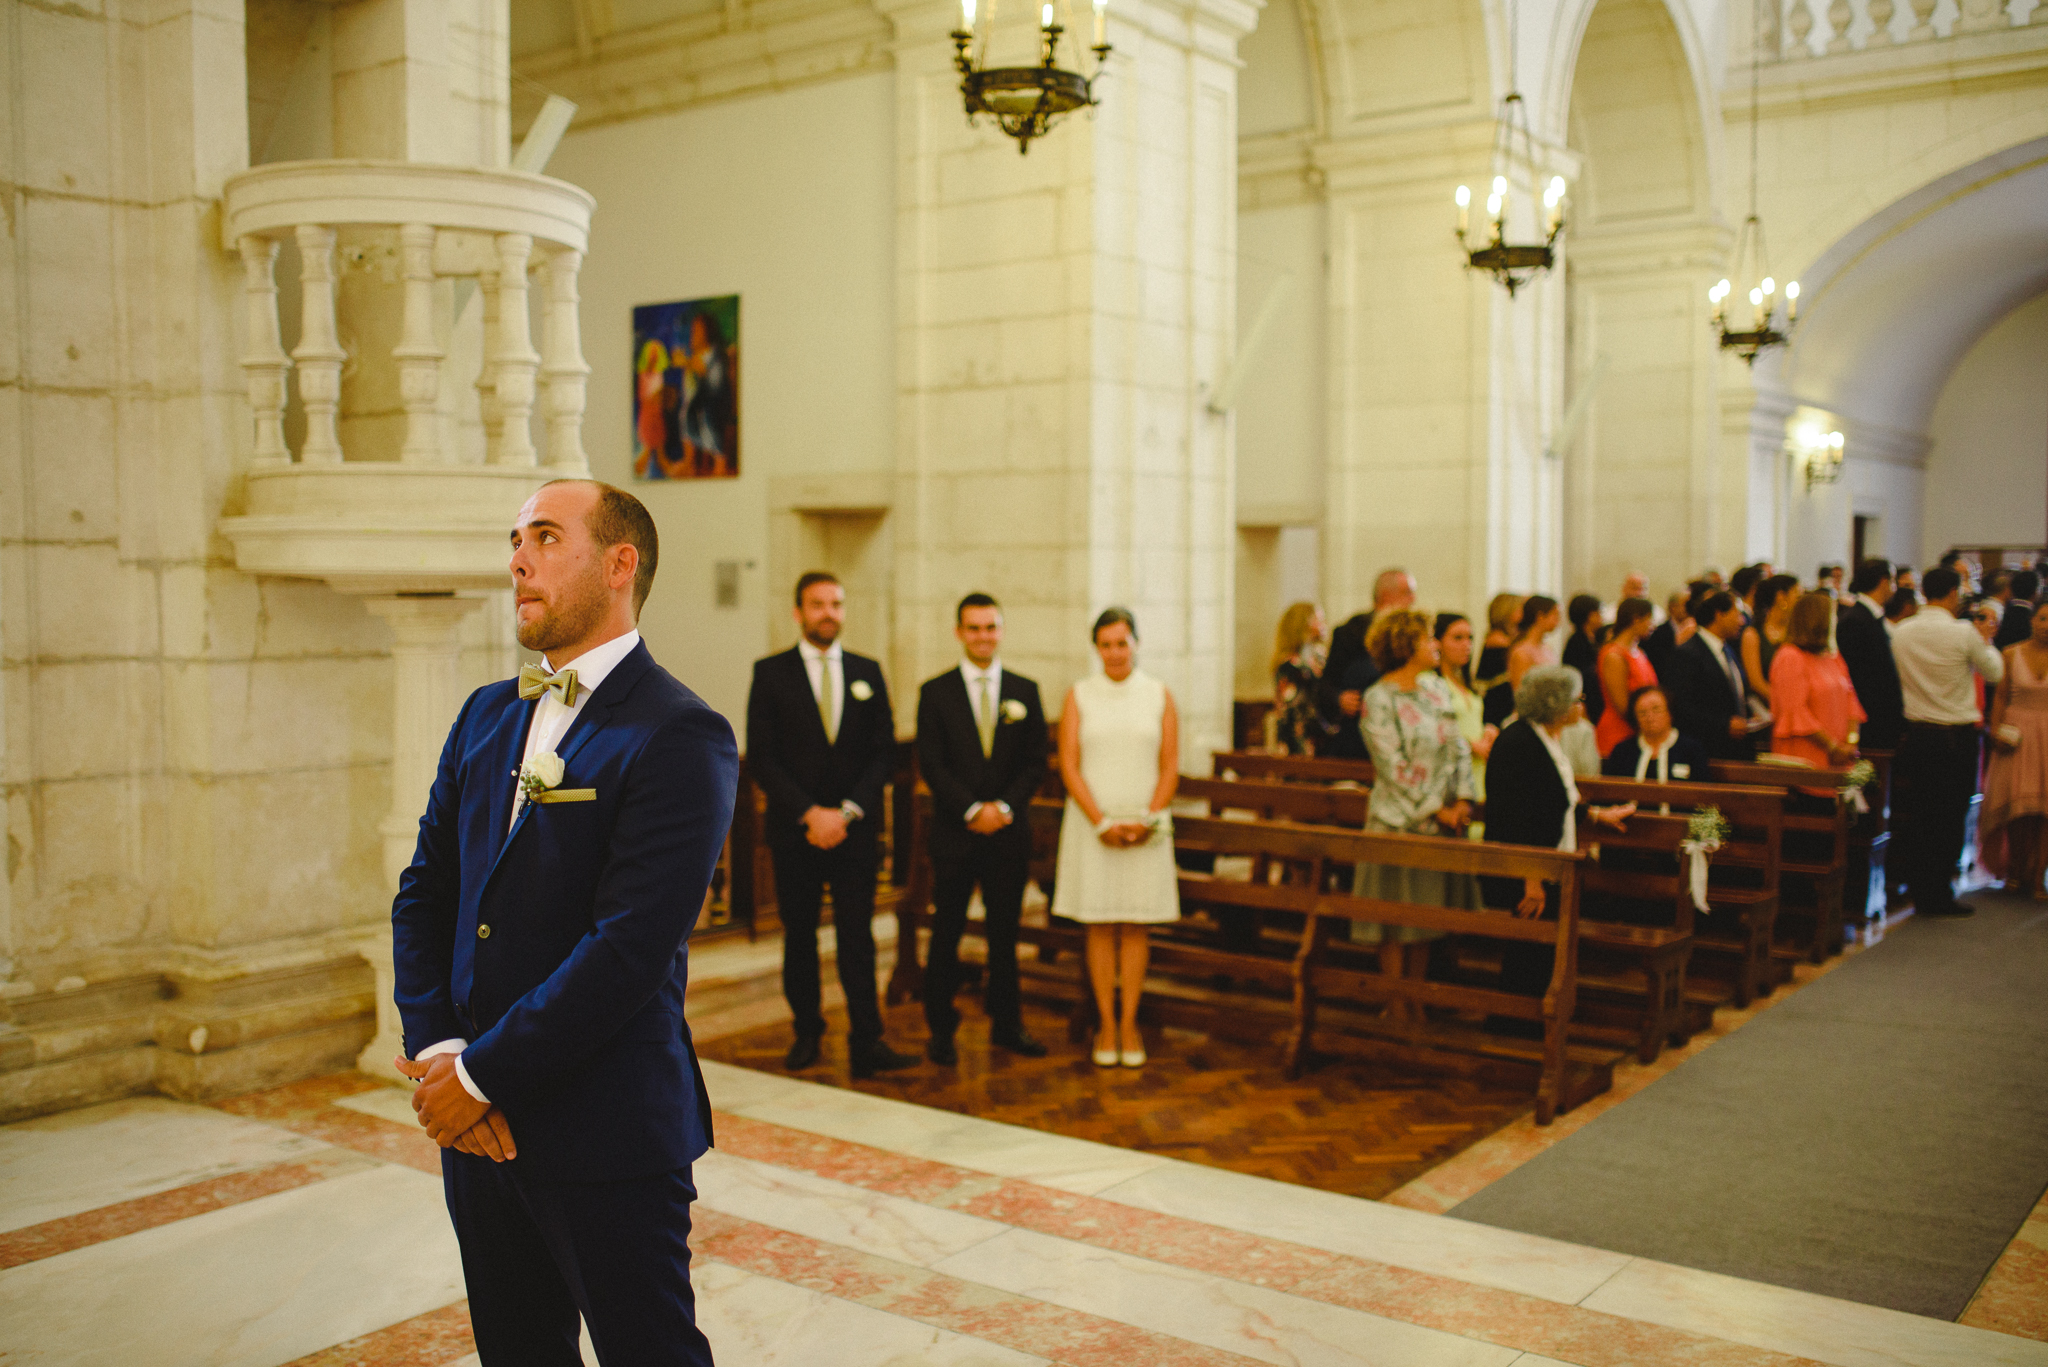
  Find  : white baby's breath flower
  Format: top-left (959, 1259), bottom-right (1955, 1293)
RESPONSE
top-left (849, 679), bottom-right (874, 701)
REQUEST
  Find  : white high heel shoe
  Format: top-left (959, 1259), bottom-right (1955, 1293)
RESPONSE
top-left (1092, 1034), bottom-right (1119, 1067)
top-left (1119, 1040), bottom-right (1146, 1067)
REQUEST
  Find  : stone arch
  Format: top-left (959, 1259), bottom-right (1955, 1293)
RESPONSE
top-left (1560, 0), bottom-right (1713, 229)
top-left (1310, 0), bottom-right (1493, 135)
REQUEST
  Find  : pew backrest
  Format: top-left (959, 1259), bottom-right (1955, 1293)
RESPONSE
top-left (1212, 750), bottom-right (1377, 787)
top-left (1178, 774), bottom-right (1370, 828)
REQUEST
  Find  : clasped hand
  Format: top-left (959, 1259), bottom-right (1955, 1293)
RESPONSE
top-left (966, 803), bottom-right (1012, 835)
top-left (802, 805), bottom-right (850, 849)
top-left (1098, 819), bottom-right (1151, 848)
top-left (394, 1053), bottom-right (517, 1162)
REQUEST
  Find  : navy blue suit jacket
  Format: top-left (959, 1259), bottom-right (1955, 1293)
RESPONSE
top-left (391, 639), bottom-right (739, 1183)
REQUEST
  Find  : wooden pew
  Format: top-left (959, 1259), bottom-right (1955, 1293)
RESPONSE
top-left (1178, 774), bottom-right (1369, 827)
top-left (1708, 760), bottom-right (1860, 967)
top-left (1212, 750), bottom-right (1377, 787)
top-left (1572, 778), bottom-right (1785, 1041)
top-left (1172, 815), bottom-right (1604, 1124)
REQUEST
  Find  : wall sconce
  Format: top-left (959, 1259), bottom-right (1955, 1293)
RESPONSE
top-left (1789, 421), bottom-right (1845, 490)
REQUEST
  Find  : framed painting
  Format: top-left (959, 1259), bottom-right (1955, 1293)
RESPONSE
top-left (632, 295), bottom-right (740, 479)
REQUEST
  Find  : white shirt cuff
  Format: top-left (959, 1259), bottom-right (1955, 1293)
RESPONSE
top-left (965, 802), bottom-right (984, 823)
top-left (414, 1038), bottom-right (489, 1104)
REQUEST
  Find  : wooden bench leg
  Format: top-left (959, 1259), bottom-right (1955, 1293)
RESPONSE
top-left (1637, 961), bottom-right (1670, 1065)
top-left (1284, 918), bottom-right (1328, 1079)
top-left (1536, 1012), bottom-right (1564, 1126)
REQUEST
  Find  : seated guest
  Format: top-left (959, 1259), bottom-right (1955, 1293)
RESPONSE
top-left (1771, 590), bottom-right (1865, 771)
top-left (1644, 588), bottom-right (1699, 684)
top-left (1595, 597), bottom-right (1659, 758)
top-left (1483, 667), bottom-right (1635, 1002)
top-left (1562, 594), bottom-right (1607, 727)
top-left (1668, 590), bottom-right (1757, 761)
top-left (1603, 686), bottom-right (1708, 782)
top-left (1350, 611), bottom-right (1477, 1016)
top-left (1270, 601), bottom-right (1333, 755)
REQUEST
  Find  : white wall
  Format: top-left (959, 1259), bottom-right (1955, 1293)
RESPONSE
top-left (1922, 290), bottom-right (2048, 564)
top-left (548, 74), bottom-right (896, 731)
top-left (1235, 202), bottom-right (1325, 524)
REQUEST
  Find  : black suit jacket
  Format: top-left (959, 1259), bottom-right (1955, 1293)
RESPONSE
top-left (1601, 733), bottom-right (1710, 782)
top-left (1668, 633), bottom-right (1756, 762)
top-left (1481, 719), bottom-right (1580, 906)
top-left (916, 666), bottom-right (1047, 860)
top-left (1835, 602), bottom-right (1904, 750)
top-left (1643, 621), bottom-right (1680, 685)
top-left (1317, 612), bottom-right (1376, 759)
top-left (745, 646), bottom-right (895, 838)
top-left (1997, 600), bottom-right (2035, 651)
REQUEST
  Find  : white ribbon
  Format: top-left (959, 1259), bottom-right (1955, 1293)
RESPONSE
top-left (1679, 838), bottom-right (1719, 913)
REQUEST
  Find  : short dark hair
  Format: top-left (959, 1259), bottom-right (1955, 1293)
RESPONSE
top-left (794, 570), bottom-right (840, 606)
top-left (1567, 594), bottom-right (1603, 631)
top-left (1922, 566), bottom-right (1963, 603)
top-left (1788, 591), bottom-right (1835, 653)
top-left (1698, 590), bottom-right (1737, 625)
top-left (1850, 558), bottom-right (1892, 595)
top-left (1818, 563), bottom-right (1843, 581)
top-left (546, 479), bottom-right (659, 615)
top-left (1092, 606), bottom-right (1138, 643)
top-left (1625, 685), bottom-right (1667, 731)
top-left (1885, 587), bottom-right (1918, 620)
top-left (956, 592), bottom-right (1000, 623)
top-left (1614, 597), bottom-right (1655, 634)
top-left (1938, 550), bottom-right (1965, 569)
top-left (1731, 564), bottom-right (1767, 599)
top-left (1987, 568), bottom-right (2013, 596)
top-left (2014, 570), bottom-right (2040, 599)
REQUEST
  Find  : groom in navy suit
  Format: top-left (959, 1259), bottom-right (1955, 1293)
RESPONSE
top-left (391, 479), bottom-right (737, 1367)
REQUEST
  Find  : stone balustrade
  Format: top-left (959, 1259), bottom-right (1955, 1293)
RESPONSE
top-left (1771, 0), bottom-right (2042, 58)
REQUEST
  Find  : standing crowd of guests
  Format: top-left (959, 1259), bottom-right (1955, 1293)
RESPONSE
top-left (1270, 553), bottom-right (2038, 926)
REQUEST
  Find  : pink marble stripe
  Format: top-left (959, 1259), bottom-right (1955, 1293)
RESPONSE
top-left (1960, 1187), bottom-right (2048, 1342)
top-left (277, 1300), bottom-right (474, 1367)
top-left (692, 1206), bottom-right (1271, 1367)
top-left (213, 1076), bottom-right (444, 1174)
top-left (710, 1109), bottom-right (1833, 1367)
top-left (0, 1149), bottom-right (377, 1270)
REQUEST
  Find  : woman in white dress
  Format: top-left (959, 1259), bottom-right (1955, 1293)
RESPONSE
top-left (1053, 608), bottom-right (1181, 1067)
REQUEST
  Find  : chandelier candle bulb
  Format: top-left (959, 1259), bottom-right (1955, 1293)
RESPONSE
top-left (1092, 0), bottom-right (1105, 48)
top-left (1041, 3), bottom-right (1052, 29)
top-left (1456, 185), bottom-right (1471, 236)
top-left (1785, 280), bottom-right (1800, 322)
top-left (960, 0), bottom-right (973, 29)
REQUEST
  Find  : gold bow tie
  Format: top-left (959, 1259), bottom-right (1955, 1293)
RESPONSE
top-left (518, 664), bottom-right (579, 704)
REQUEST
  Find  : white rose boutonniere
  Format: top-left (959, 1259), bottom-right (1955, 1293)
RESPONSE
top-left (849, 679), bottom-right (874, 701)
top-left (516, 750), bottom-right (595, 808)
top-left (1001, 698), bottom-right (1028, 723)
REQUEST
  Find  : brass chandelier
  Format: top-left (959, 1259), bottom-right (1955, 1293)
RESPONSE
top-left (1453, 0), bottom-right (1566, 298)
top-left (952, 0), bottom-right (1112, 154)
top-left (1712, 0), bottom-right (1797, 365)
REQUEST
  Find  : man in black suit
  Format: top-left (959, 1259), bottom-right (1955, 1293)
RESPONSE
top-left (914, 593), bottom-right (1050, 1066)
top-left (746, 572), bottom-right (915, 1078)
top-left (1995, 569), bottom-right (2037, 649)
top-left (1316, 568), bottom-right (1416, 758)
top-left (1666, 590), bottom-right (1755, 762)
top-left (1838, 558), bottom-right (1904, 750)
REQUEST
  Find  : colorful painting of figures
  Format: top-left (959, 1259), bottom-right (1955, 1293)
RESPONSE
top-left (632, 295), bottom-right (740, 480)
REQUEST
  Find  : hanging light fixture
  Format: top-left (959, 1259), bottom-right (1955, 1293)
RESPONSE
top-left (1453, 0), bottom-right (1566, 297)
top-left (1788, 420), bottom-right (1845, 489)
top-left (952, 0), bottom-right (1111, 154)
top-left (1712, 3), bottom-right (1797, 364)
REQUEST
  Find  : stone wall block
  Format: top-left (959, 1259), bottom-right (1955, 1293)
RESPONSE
top-left (28, 545), bottom-right (157, 660)
top-left (22, 197), bottom-right (118, 392)
top-left (20, 7), bottom-right (112, 200)
top-left (199, 573), bottom-right (385, 662)
top-left (28, 392), bottom-right (118, 542)
top-left (183, 656), bottom-right (393, 775)
top-left (203, 769), bottom-right (388, 945)
top-left (30, 660), bottom-right (164, 782)
top-left (27, 775), bottom-right (162, 960)
top-left (0, 387), bottom-right (22, 541)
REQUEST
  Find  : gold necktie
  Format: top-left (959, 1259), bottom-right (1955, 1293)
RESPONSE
top-left (518, 664), bottom-right (579, 704)
top-left (816, 657), bottom-right (839, 744)
top-left (977, 676), bottom-right (996, 758)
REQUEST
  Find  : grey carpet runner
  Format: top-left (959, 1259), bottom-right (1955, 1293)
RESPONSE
top-left (1450, 889), bottom-right (2048, 1320)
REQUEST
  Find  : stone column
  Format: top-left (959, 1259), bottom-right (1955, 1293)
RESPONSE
top-left (880, 0), bottom-right (1252, 763)
top-left (1318, 122), bottom-right (1569, 617)
top-left (358, 593), bottom-right (485, 1077)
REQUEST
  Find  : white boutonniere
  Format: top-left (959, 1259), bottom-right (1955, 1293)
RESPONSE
top-left (1001, 698), bottom-right (1028, 723)
top-left (515, 750), bottom-right (595, 809)
top-left (849, 679), bottom-right (873, 701)
top-left (1672, 763), bottom-right (1691, 780)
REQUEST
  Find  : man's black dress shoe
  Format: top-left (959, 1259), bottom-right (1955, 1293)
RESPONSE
top-left (784, 1034), bottom-right (823, 1071)
top-left (850, 1041), bottom-right (917, 1078)
top-left (926, 1036), bottom-right (958, 1067)
top-left (992, 1030), bottom-right (1048, 1058)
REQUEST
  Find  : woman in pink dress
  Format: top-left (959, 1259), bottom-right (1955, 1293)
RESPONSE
top-left (1769, 592), bottom-right (1864, 773)
top-left (1985, 601), bottom-right (2048, 897)
top-left (1594, 597), bottom-right (1659, 757)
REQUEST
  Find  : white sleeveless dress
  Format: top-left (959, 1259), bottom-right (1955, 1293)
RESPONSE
top-left (1051, 669), bottom-right (1182, 925)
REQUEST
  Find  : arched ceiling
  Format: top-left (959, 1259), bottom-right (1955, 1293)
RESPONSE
top-left (1564, 0), bottom-right (1708, 227)
top-left (1778, 137), bottom-right (2048, 439)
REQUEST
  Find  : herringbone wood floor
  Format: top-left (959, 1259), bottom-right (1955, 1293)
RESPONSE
top-left (699, 993), bottom-right (1533, 1201)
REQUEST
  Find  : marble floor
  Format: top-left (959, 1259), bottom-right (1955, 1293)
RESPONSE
top-left (4, 1057), bottom-right (2044, 1367)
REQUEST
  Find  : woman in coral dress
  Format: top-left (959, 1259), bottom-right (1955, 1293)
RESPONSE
top-left (1985, 601), bottom-right (2048, 897)
top-left (1594, 597), bottom-right (1659, 757)
top-left (1769, 592), bottom-right (1864, 774)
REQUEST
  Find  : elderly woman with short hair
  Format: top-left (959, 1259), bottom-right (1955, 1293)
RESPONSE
top-left (1483, 666), bottom-right (1636, 1006)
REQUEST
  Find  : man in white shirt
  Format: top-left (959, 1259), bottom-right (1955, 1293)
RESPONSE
top-left (1891, 565), bottom-right (2004, 918)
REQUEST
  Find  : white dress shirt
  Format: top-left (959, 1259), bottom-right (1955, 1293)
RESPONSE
top-left (1892, 605), bottom-right (2003, 725)
top-left (1535, 723), bottom-right (1581, 853)
top-left (960, 658), bottom-right (1005, 823)
top-left (421, 630), bottom-right (642, 1104)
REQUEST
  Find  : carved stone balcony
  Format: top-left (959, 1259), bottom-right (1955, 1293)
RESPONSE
top-left (217, 160), bottom-right (596, 593)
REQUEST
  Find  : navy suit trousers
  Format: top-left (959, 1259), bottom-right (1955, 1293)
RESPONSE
top-left (444, 1151), bottom-right (713, 1367)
